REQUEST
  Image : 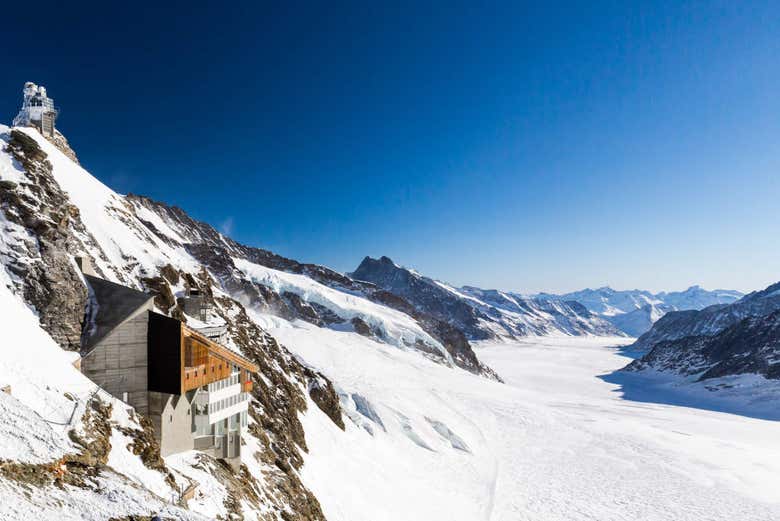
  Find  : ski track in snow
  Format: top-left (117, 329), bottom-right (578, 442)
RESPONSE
top-left (274, 324), bottom-right (780, 521)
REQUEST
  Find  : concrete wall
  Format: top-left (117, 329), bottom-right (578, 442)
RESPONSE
top-left (81, 309), bottom-right (151, 414)
top-left (149, 390), bottom-right (196, 456)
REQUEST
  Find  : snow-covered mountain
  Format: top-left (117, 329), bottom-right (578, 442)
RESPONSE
top-left (627, 309), bottom-right (780, 382)
top-left (0, 123), bottom-right (508, 519)
top-left (2, 119), bottom-right (779, 521)
top-left (621, 280), bottom-right (780, 397)
top-left (630, 281), bottom-right (780, 352)
top-left (539, 286), bottom-right (743, 336)
top-left (351, 256), bottom-right (624, 339)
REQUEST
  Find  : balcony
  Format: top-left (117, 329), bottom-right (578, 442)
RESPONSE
top-left (193, 390), bottom-right (250, 427)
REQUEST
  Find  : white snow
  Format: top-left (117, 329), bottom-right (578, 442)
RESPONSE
top-left (2, 123), bottom-right (777, 520)
top-left (271, 320), bottom-right (780, 521)
top-left (0, 262), bottom-right (91, 463)
top-left (234, 257), bottom-right (451, 359)
top-left (11, 127), bottom-right (200, 283)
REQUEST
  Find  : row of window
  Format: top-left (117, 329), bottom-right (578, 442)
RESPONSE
top-left (210, 391), bottom-right (249, 414)
top-left (207, 370), bottom-right (240, 392)
top-left (193, 410), bottom-right (248, 437)
top-left (195, 391), bottom-right (249, 416)
top-left (24, 98), bottom-right (54, 109)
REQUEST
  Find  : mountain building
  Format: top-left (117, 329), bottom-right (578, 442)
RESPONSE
top-left (78, 264), bottom-right (257, 466)
top-left (12, 82), bottom-right (58, 138)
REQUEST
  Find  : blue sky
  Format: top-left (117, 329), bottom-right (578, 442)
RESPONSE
top-left (2, 2), bottom-right (778, 293)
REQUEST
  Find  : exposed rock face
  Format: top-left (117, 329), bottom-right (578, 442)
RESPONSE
top-left (0, 397), bottom-right (114, 489)
top-left (47, 129), bottom-right (80, 164)
top-left (630, 282), bottom-right (780, 352)
top-left (352, 256), bottom-right (623, 340)
top-left (624, 281), bottom-right (780, 382)
top-left (627, 310), bottom-right (780, 381)
top-left (0, 129), bottom-right (90, 349)
top-left (350, 316), bottom-right (373, 337)
top-left (353, 256), bottom-right (487, 338)
top-left (140, 275), bottom-right (176, 314)
top-left (117, 411), bottom-right (176, 488)
top-left (307, 375), bottom-right (346, 430)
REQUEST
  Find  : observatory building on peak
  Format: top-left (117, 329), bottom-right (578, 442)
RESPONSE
top-left (13, 82), bottom-right (58, 138)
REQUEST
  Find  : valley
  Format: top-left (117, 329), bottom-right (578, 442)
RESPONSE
top-left (264, 323), bottom-right (780, 521)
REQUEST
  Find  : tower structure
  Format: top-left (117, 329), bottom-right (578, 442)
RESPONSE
top-left (13, 82), bottom-right (58, 137)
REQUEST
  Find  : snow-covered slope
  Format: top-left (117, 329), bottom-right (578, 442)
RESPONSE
top-left (267, 315), bottom-right (780, 521)
top-left (0, 124), bottom-right (343, 519)
top-left (0, 244), bottom-right (200, 520)
top-left (351, 256), bottom-right (624, 340)
top-left (232, 257), bottom-right (450, 359)
top-left (0, 123), bottom-right (499, 518)
top-left (3, 121), bottom-right (778, 521)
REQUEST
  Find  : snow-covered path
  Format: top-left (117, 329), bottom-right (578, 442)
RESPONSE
top-left (267, 321), bottom-right (780, 521)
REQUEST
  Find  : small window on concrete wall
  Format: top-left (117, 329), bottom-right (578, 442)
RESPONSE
top-left (170, 415), bottom-right (173, 423)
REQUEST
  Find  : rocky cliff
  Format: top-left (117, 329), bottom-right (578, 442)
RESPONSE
top-left (627, 310), bottom-right (780, 381)
top-left (624, 281), bottom-right (780, 384)
top-left (630, 282), bottom-right (780, 352)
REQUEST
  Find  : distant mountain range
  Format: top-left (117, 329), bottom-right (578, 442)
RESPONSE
top-left (537, 286), bottom-right (743, 336)
top-left (626, 281), bottom-right (780, 383)
top-left (351, 256), bottom-right (624, 340)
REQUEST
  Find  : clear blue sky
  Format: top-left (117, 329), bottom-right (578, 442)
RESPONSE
top-left (2, 2), bottom-right (779, 293)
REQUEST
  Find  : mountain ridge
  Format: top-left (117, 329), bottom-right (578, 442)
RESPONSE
top-left (537, 285), bottom-right (743, 336)
top-left (351, 256), bottom-right (625, 339)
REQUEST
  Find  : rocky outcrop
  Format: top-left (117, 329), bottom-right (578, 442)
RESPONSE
top-left (0, 129), bottom-right (90, 349)
top-left (630, 281), bottom-right (780, 352)
top-left (47, 129), bottom-right (80, 164)
top-left (353, 256), bottom-right (489, 339)
top-left (117, 411), bottom-right (176, 488)
top-left (307, 374), bottom-right (346, 430)
top-left (627, 310), bottom-right (780, 381)
top-left (0, 397), bottom-right (113, 489)
top-left (140, 275), bottom-right (176, 314)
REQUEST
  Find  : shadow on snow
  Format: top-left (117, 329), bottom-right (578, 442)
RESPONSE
top-left (598, 344), bottom-right (780, 422)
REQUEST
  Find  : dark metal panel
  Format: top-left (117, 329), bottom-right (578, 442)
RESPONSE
top-left (147, 311), bottom-right (182, 394)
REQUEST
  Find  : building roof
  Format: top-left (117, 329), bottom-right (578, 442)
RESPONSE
top-left (82, 274), bottom-right (155, 353)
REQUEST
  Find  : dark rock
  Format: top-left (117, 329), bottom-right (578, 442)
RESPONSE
top-left (351, 317), bottom-right (373, 337)
top-left (307, 375), bottom-right (345, 430)
top-left (627, 309), bottom-right (780, 381)
top-left (141, 276), bottom-right (175, 314)
top-left (631, 281), bottom-right (780, 353)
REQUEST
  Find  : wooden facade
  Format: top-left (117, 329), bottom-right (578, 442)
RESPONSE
top-left (148, 311), bottom-right (258, 396)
